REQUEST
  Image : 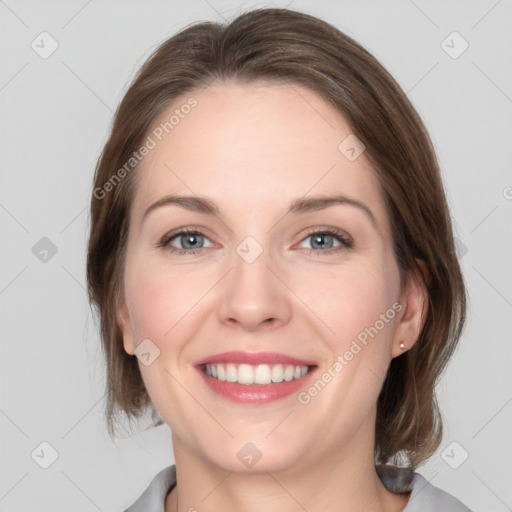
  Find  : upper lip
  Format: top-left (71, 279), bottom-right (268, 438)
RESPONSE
top-left (195, 351), bottom-right (316, 367)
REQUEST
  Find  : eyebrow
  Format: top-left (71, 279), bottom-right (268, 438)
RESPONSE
top-left (142, 194), bottom-right (377, 227)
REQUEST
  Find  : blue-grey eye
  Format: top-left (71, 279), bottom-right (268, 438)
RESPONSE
top-left (310, 233), bottom-right (335, 249)
top-left (165, 231), bottom-right (214, 251)
top-left (300, 232), bottom-right (343, 250)
top-left (182, 233), bottom-right (203, 249)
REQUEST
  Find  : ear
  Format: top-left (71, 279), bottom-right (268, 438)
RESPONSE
top-left (117, 299), bottom-right (136, 356)
top-left (391, 260), bottom-right (429, 358)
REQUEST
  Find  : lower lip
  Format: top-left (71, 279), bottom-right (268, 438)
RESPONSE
top-left (197, 368), bottom-right (316, 404)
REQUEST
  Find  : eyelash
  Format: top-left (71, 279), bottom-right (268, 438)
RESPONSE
top-left (158, 227), bottom-right (353, 257)
top-left (300, 227), bottom-right (353, 256)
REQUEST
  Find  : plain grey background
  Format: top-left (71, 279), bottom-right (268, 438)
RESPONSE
top-left (1, 1), bottom-right (511, 511)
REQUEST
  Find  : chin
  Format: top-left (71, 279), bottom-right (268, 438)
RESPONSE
top-left (194, 434), bottom-right (306, 475)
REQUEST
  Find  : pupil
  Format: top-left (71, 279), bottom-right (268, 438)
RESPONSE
top-left (312, 234), bottom-right (332, 249)
top-left (184, 234), bottom-right (200, 249)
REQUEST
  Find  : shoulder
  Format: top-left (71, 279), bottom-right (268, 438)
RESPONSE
top-left (405, 472), bottom-right (473, 512)
top-left (122, 465), bottom-right (176, 512)
top-left (376, 464), bottom-right (472, 512)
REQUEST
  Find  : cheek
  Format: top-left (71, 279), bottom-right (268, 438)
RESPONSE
top-left (123, 260), bottom-right (199, 424)
top-left (124, 257), bottom-right (211, 343)
top-left (124, 270), bottom-right (170, 342)
top-left (293, 261), bottom-right (401, 432)
top-left (292, 257), bottom-right (400, 347)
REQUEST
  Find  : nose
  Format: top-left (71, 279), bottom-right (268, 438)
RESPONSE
top-left (216, 245), bottom-right (292, 332)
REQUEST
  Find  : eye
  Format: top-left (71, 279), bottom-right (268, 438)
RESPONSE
top-left (157, 227), bottom-right (352, 256)
top-left (298, 228), bottom-right (353, 255)
top-left (159, 229), bottom-right (214, 255)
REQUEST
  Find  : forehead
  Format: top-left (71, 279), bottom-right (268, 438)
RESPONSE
top-left (131, 80), bottom-right (388, 227)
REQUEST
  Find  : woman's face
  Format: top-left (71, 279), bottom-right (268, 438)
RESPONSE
top-left (118, 81), bottom-right (421, 472)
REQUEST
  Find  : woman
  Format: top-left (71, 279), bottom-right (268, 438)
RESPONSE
top-left (87, 7), bottom-right (471, 512)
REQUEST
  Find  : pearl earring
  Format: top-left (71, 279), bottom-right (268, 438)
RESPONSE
top-left (399, 343), bottom-right (406, 350)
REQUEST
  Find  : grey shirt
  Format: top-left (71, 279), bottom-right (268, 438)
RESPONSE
top-left (123, 464), bottom-right (473, 511)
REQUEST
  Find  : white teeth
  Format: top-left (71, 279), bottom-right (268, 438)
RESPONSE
top-left (225, 363), bottom-right (237, 382)
top-left (237, 364), bottom-right (254, 384)
top-left (254, 364), bottom-right (272, 385)
top-left (271, 364), bottom-right (284, 383)
top-left (204, 363), bottom-right (310, 385)
top-left (283, 365), bottom-right (294, 381)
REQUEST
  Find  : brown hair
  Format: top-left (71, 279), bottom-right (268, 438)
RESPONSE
top-left (86, 7), bottom-right (466, 470)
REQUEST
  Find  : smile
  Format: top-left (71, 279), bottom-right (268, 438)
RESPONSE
top-left (203, 363), bottom-right (311, 385)
top-left (195, 351), bottom-right (317, 404)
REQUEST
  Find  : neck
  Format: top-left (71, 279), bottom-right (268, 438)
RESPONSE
top-left (165, 421), bottom-right (410, 512)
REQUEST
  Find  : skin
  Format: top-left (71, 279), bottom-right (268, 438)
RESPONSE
top-left (117, 81), bottom-right (427, 512)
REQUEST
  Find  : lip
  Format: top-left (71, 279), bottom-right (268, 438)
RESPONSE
top-left (195, 351), bottom-right (317, 405)
top-left (194, 351), bottom-right (316, 367)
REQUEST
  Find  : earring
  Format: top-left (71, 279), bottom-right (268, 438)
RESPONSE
top-left (399, 343), bottom-right (406, 350)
